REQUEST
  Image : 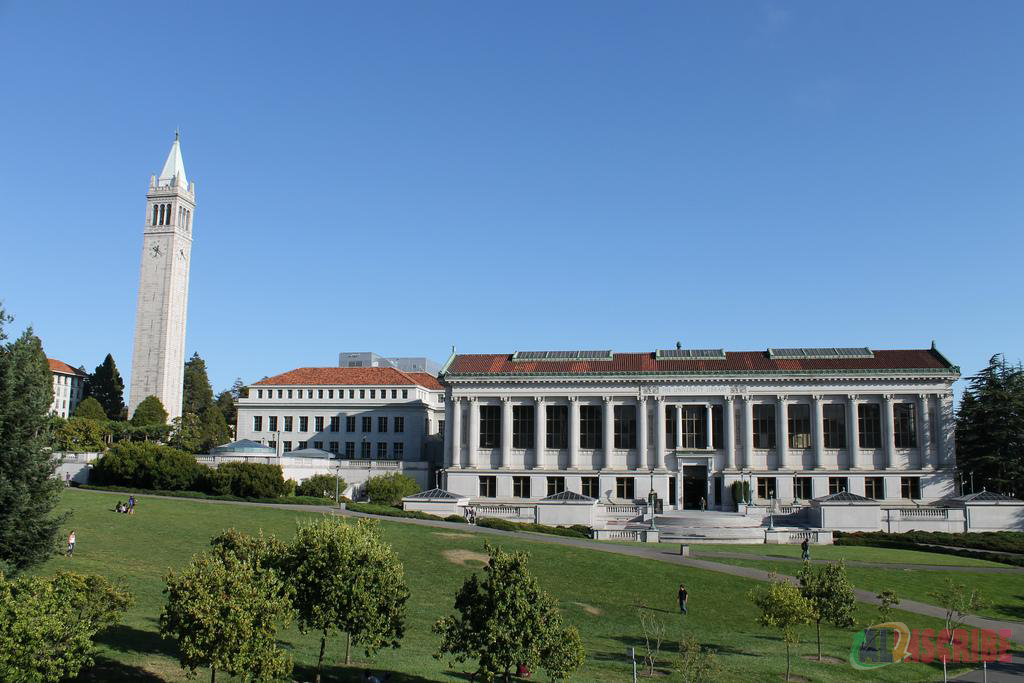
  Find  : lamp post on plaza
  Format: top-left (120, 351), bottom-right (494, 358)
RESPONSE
top-left (335, 461), bottom-right (343, 509)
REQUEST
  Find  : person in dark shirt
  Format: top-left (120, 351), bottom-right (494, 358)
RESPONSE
top-left (801, 537), bottom-right (810, 561)
top-left (678, 583), bottom-right (688, 615)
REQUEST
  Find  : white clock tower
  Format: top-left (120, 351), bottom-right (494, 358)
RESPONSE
top-left (128, 133), bottom-right (195, 421)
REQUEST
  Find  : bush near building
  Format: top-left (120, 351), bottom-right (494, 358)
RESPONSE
top-left (91, 442), bottom-right (205, 491)
top-left (364, 473), bottom-right (420, 506)
top-left (296, 474), bottom-right (344, 500)
top-left (217, 462), bottom-right (288, 499)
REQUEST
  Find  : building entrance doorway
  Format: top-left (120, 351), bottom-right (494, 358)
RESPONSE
top-left (682, 465), bottom-right (708, 510)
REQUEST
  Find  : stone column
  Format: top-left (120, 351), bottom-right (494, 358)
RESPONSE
top-left (917, 393), bottom-right (932, 470)
top-left (534, 397), bottom-right (546, 470)
top-left (654, 397), bottom-right (666, 470)
top-left (940, 392), bottom-right (955, 469)
top-left (812, 394), bottom-right (825, 469)
top-left (637, 396), bottom-right (648, 470)
top-left (776, 395), bottom-right (789, 470)
top-left (449, 396), bottom-right (461, 469)
top-left (674, 404), bottom-right (683, 450)
top-left (467, 397), bottom-right (479, 468)
top-left (705, 403), bottom-right (714, 450)
top-left (846, 395), bottom-right (861, 470)
top-left (602, 396), bottom-right (614, 471)
top-left (568, 397), bottom-right (580, 470)
top-left (500, 397), bottom-right (513, 469)
top-left (741, 396), bottom-right (753, 469)
top-left (883, 394), bottom-right (897, 469)
top-left (723, 397), bottom-right (736, 469)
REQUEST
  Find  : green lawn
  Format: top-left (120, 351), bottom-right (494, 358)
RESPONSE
top-left (698, 556), bottom-right (1024, 622)
top-left (36, 490), bottom-right (974, 682)
top-left (689, 543), bottom-right (1008, 567)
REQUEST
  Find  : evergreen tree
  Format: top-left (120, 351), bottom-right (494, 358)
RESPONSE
top-left (214, 379), bottom-right (242, 429)
top-left (0, 308), bottom-right (67, 574)
top-left (84, 354), bottom-right (125, 420)
top-left (956, 354), bottom-right (1024, 494)
top-left (199, 407), bottom-right (231, 453)
top-left (73, 396), bottom-right (107, 421)
top-left (183, 352), bottom-right (214, 416)
top-left (131, 395), bottom-right (168, 427)
top-left (169, 412), bottom-right (204, 453)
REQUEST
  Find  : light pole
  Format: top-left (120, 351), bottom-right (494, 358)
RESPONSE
top-left (335, 462), bottom-right (342, 508)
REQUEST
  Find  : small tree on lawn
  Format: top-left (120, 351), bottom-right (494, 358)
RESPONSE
top-left (876, 589), bottom-right (899, 623)
top-left (927, 577), bottom-right (989, 653)
top-left (286, 517), bottom-right (409, 682)
top-left (749, 576), bottom-right (815, 682)
top-left (160, 551), bottom-right (293, 683)
top-left (434, 543), bottom-right (585, 682)
top-left (676, 633), bottom-right (721, 683)
top-left (797, 560), bottom-right (856, 661)
top-left (131, 395), bottom-right (168, 427)
top-left (636, 607), bottom-right (667, 676)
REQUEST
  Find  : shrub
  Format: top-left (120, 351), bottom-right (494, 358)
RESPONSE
top-left (444, 514), bottom-right (468, 523)
top-left (345, 501), bottom-right (445, 520)
top-left (475, 518), bottom-right (590, 539)
top-left (217, 461), bottom-right (287, 499)
top-left (364, 473), bottom-right (420, 506)
top-left (198, 468), bottom-right (232, 496)
top-left (90, 442), bottom-right (203, 491)
top-left (296, 474), bottom-right (343, 500)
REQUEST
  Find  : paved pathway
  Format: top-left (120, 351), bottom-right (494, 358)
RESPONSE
top-left (693, 549), bottom-right (1024, 574)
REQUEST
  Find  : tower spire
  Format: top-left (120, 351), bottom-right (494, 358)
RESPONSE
top-left (158, 133), bottom-right (188, 188)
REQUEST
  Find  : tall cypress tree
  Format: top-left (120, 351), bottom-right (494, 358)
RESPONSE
top-left (956, 354), bottom-right (1024, 494)
top-left (0, 308), bottom-right (67, 574)
top-left (85, 353), bottom-right (126, 420)
top-left (182, 352), bottom-right (214, 416)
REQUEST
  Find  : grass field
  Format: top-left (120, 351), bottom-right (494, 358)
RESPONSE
top-left (688, 543), bottom-right (1008, 567)
top-left (36, 490), bottom-right (976, 682)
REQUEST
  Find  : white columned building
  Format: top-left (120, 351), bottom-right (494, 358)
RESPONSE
top-left (128, 133), bottom-right (195, 421)
top-left (439, 346), bottom-right (960, 509)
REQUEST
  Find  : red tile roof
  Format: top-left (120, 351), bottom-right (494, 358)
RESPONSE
top-left (445, 350), bottom-right (954, 376)
top-left (253, 367), bottom-right (442, 389)
top-left (47, 359), bottom-right (87, 377)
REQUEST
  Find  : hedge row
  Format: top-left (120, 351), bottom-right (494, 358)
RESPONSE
top-left (475, 518), bottom-right (592, 539)
top-left (345, 501), bottom-right (448, 521)
top-left (834, 532), bottom-right (1024, 567)
top-left (76, 484), bottom-right (333, 507)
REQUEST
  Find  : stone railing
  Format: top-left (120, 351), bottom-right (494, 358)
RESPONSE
top-left (764, 529), bottom-right (834, 545)
top-left (778, 505), bottom-right (806, 515)
top-left (604, 505), bottom-right (644, 516)
top-left (473, 505), bottom-right (533, 521)
top-left (891, 507), bottom-right (948, 518)
top-left (592, 528), bottom-right (660, 543)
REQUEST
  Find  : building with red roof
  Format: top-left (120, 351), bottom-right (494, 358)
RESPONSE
top-left (48, 358), bottom-right (88, 418)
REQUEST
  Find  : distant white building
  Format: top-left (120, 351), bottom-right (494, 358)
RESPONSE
top-left (338, 351), bottom-right (441, 375)
top-left (48, 359), bottom-right (87, 418)
top-left (236, 367), bottom-right (445, 462)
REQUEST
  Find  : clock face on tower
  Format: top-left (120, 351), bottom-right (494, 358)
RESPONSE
top-left (150, 244), bottom-right (162, 258)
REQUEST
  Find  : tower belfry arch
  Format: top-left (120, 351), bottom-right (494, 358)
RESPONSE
top-left (128, 134), bottom-right (195, 421)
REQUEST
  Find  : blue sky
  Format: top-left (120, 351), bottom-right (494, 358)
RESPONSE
top-left (1, 2), bottom-right (1021, 398)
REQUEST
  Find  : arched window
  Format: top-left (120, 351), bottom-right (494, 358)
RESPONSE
top-left (159, 204), bottom-right (165, 225)
top-left (152, 205), bottom-right (158, 225)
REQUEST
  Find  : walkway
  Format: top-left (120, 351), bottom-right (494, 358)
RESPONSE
top-left (693, 549), bottom-right (1024, 574)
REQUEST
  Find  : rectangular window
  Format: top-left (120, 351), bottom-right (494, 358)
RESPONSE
top-left (546, 476), bottom-right (566, 496)
top-left (794, 477), bottom-right (812, 500)
top-left (360, 389), bottom-right (366, 399)
top-left (361, 441), bottom-right (371, 458)
top-left (345, 442), bottom-right (355, 458)
top-left (546, 405), bottom-right (568, 449)
top-left (277, 390), bottom-right (283, 398)
top-left (614, 405), bottom-right (637, 449)
top-left (512, 405), bottom-right (534, 449)
top-left (377, 442), bottom-right (387, 458)
top-left (394, 416), bottom-right (404, 433)
top-left (479, 405), bottom-right (501, 448)
top-left (392, 390), bottom-right (398, 399)
top-left (858, 404), bottom-right (882, 449)
top-left (393, 442), bottom-right (404, 458)
top-left (349, 390), bottom-right (355, 399)
top-left (823, 404), bottom-right (846, 449)
top-left (329, 441), bottom-right (339, 454)
top-left (894, 403), bottom-right (917, 448)
top-left (901, 476), bottom-right (921, 499)
top-left (712, 404), bottom-right (723, 449)
top-left (680, 406), bottom-right (706, 449)
top-left (615, 477), bottom-right (635, 500)
top-left (362, 416), bottom-right (372, 432)
top-left (581, 476), bottom-right (599, 499)
top-left (329, 416), bottom-right (339, 432)
top-left (756, 477), bottom-right (777, 500)
top-left (370, 390), bottom-right (376, 399)
top-left (307, 389), bottom-right (313, 398)
top-left (788, 404), bottom-right (811, 449)
top-left (253, 416), bottom-right (262, 431)
top-left (328, 390), bottom-right (334, 399)
top-left (479, 476), bottom-right (497, 498)
top-left (318, 389), bottom-right (324, 399)
top-left (828, 477), bottom-right (848, 495)
top-left (345, 416), bottom-right (355, 432)
top-left (402, 389), bottom-right (408, 399)
top-left (513, 476), bottom-right (531, 498)
top-left (579, 405), bottom-right (602, 449)
top-left (298, 441), bottom-right (307, 450)
top-left (299, 416), bottom-right (309, 432)
top-left (313, 440), bottom-right (322, 449)
top-left (865, 477), bottom-right (885, 500)
top-left (287, 390), bottom-right (293, 399)
top-left (268, 440), bottom-right (276, 450)
top-left (284, 416), bottom-right (293, 432)
top-left (269, 416), bottom-right (278, 431)
top-left (283, 441), bottom-right (292, 452)
top-left (378, 416), bottom-right (388, 432)
top-left (753, 405), bottom-right (776, 449)
top-left (665, 408), bottom-right (676, 446)
top-left (258, 389), bottom-right (263, 399)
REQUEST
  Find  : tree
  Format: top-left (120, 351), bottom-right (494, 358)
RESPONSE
top-left (296, 473), bottom-right (344, 500)
top-left (215, 377), bottom-right (244, 429)
top-left (956, 354), bottom-right (1024, 494)
top-left (91, 442), bottom-right (204, 491)
top-left (73, 396), bottom-right (107, 421)
top-left (434, 543), bottom-right (585, 682)
top-left (365, 472), bottom-right (420, 506)
top-left (676, 633), bottom-right (721, 683)
top-left (286, 518), bottom-right (409, 682)
top-left (160, 550), bottom-right (292, 683)
top-left (183, 352), bottom-right (214, 416)
top-left (636, 607), bottom-right (667, 676)
top-left (0, 570), bottom-right (133, 682)
top-left (876, 589), bottom-right (899, 623)
top-left (927, 578), bottom-right (990, 650)
top-left (169, 412), bottom-right (204, 453)
top-left (199, 406), bottom-right (231, 453)
top-left (84, 354), bottom-right (125, 420)
top-left (797, 560), bottom-right (856, 661)
top-left (749, 576), bottom-right (815, 682)
top-left (0, 310), bottom-right (66, 575)
top-left (55, 417), bottom-right (108, 453)
top-left (131, 395), bottom-right (168, 427)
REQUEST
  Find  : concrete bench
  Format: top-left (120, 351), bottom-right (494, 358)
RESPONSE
top-left (679, 544), bottom-right (690, 557)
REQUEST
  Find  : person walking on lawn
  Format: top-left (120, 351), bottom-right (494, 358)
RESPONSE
top-left (66, 531), bottom-right (76, 557)
top-left (678, 583), bottom-right (688, 615)
top-left (801, 537), bottom-right (810, 561)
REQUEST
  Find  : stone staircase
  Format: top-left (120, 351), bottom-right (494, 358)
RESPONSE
top-left (654, 510), bottom-right (807, 544)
